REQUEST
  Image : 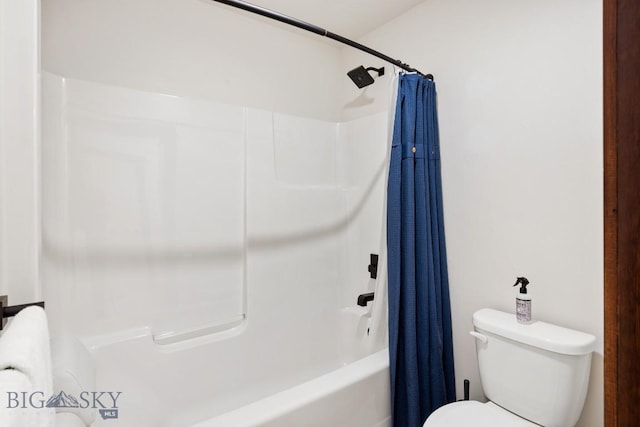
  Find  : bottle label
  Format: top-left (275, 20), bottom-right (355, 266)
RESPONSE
top-left (516, 298), bottom-right (531, 323)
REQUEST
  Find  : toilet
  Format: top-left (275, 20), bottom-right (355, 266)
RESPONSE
top-left (425, 308), bottom-right (596, 427)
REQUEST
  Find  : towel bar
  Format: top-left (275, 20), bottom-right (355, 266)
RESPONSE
top-left (0, 296), bottom-right (45, 330)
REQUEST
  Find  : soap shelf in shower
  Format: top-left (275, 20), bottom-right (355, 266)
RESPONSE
top-left (152, 314), bottom-right (246, 346)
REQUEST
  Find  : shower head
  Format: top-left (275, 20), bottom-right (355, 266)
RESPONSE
top-left (347, 65), bottom-right (385, 89)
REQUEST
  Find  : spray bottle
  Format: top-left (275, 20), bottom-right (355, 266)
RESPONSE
top-left (513, 277), bottom-right (531, 324)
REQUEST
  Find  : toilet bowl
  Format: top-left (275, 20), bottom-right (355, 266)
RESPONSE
top-left (424, 308), bottom-right (596, 427)
top-left (424, 401), bottom-right (536, 426)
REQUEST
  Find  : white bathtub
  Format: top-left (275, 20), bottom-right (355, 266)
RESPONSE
top-left (87, 306), bottom-right (390, 427)
top-left (193, 349), bottom-right (390, 427)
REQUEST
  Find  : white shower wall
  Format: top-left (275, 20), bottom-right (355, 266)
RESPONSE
top-left (42, 72), bottom-right (389, 349)
top-left (39, 1), bottom-right (395, 345)
top-left (42, 73), bottom-right (246, 339)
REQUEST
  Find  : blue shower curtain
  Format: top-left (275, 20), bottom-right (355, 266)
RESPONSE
top-left (387, 74), bottom-right (456, 427)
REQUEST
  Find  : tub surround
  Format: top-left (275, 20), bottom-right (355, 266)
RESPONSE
top-left (42, 73), bottom-right (391, 426)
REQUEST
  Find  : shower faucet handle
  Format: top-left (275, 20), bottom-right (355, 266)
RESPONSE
top-left (357, 292), bottom-right (375, 307)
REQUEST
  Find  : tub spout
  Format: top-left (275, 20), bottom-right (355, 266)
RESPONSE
top-left (357, 292), bottom-right (375, 307)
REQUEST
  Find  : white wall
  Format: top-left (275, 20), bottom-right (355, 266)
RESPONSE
top-left (342, 1), bottom-right (603, 425)
top-left (41, 0), bottom-right (345, 122)
top-left (0, 0), bottom-right (40, 304)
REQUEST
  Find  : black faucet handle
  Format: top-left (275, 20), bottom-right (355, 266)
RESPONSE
top-left (357, 292), bottom-right (375, 307)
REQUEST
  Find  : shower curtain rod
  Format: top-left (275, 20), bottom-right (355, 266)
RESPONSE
top-left (211, 0), bottom-right (433, 80)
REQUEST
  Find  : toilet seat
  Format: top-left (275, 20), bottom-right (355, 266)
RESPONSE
top-left (423, 401), bottom-right (539, 427)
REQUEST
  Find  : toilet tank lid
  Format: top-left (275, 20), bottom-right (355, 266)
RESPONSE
top-left (473, 309), bottom-right (596, 355)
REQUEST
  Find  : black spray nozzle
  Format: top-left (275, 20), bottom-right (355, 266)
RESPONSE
top-left (513, 276), bottom-right (530, 294)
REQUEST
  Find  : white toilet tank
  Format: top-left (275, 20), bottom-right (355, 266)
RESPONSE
top-left (472, 309), bottom-right (596, 427)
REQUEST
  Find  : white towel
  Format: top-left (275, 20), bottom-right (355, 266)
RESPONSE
top-left (0, 306), bottom-right (55, 426)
